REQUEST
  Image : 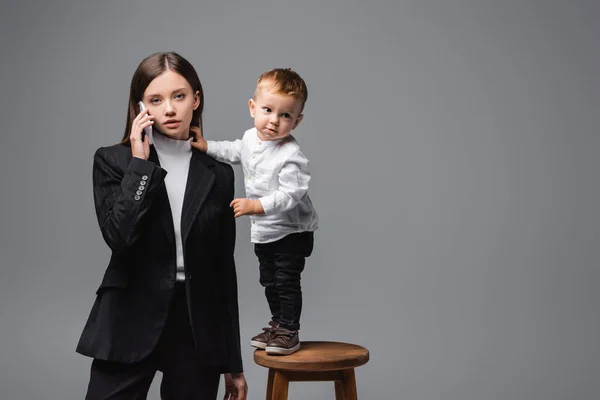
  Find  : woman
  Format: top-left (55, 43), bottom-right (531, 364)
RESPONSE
top-left (76, 52), bottom-right (247, 399)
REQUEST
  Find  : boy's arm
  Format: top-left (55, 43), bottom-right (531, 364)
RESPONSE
top-left (230, 197), bottom-right (264, 218)
top-left (190, 126), bottom-right (243, 164)
top-left (258, 150), bottom-right (310, 215)
top-left (207, 139), bottom-right (243, 164)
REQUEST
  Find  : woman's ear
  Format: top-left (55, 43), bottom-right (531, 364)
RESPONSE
top-left (248, 98), bottom-right (256, 118)
top-left (193, 90), bottom-right (201, 110)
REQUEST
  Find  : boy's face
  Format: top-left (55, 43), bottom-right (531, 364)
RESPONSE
top-left (249, 88), bottom-right (304, 141)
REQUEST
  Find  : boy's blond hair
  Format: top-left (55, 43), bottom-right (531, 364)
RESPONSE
top-left (254, 68), bottom-right (308, 111)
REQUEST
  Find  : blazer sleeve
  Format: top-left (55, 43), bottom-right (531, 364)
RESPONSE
top-left (93, 147), bottom-right (167, 252)
top-left (219, 165), bottom-right (244, 373)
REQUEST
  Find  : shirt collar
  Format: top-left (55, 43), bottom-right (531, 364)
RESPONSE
top-left (252, 127), bottom-right (290, 147)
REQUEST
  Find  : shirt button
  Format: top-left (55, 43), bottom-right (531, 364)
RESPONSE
top-left (248, 176), bottom-right (253, 180)
top-left (258, 142), bottom-right (262, 146)
top-left (134, 195), bottom-right (141, 201)
top-left (252, 220), bottom-right (255, 224)
top-left (141, 175), bottom-right (149, 181)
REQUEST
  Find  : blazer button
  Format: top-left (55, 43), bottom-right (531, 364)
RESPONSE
top-left (141, 175), bottom-right (149, 181)
top-left (136, 190), bottom-right (142, 196)
top-left (134, 195), bottom-right (141, 201)
top-left (140, 180), bottom-right (147, 186)
top-left (138, 185), bottom-right (145, 191)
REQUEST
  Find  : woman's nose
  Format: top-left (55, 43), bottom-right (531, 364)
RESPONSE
top-left (164, 101), bottom-right (175, 115)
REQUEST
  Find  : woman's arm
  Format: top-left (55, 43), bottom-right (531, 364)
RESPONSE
top-left (92, 146), bottom-right (167, 252)
top-left (219, 165), bottom-right (244, 373)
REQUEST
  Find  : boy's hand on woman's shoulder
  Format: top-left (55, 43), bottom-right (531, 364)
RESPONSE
top-left (189, 126), bottom-right (208, 152)
top-left (230, 198), bottom-right (264, 218)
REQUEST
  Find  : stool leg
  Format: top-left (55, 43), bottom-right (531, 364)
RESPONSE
top-left (266, 369), bottom-right (275, 400)
top-left (336, 369), bottom-right (358, 400)
top-left (334, 379), bottom-right (345, 400)
top-left (270, 370), bottom-right (290, 400)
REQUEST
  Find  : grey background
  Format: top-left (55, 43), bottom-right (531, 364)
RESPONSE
top-left (0, 0), bottom-right (598, 399)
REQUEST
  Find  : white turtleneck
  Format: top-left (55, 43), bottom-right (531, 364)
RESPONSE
top-left (150, 129), bottom-right (193, 281)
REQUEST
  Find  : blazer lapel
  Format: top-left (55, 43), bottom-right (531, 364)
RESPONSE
top-left (181, 149), bottom-right (215, 244)
top-left (148, 146), bottom-right (176, 248)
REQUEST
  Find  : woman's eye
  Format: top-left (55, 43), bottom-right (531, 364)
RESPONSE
top-left (151, 99), bottom-right (160, 104)
top-left (175, 93), bottom-right (185, 99)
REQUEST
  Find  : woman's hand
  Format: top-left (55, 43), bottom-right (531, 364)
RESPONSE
top-left (130, 109), bottom-right (154, 160)
top-left (224, 372), bottom-right (247, 400)
top-left (190, 126), bottom-right (208, 152)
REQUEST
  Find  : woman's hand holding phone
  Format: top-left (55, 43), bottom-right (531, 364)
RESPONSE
top-left (131, 102), bottom-right (154, 160)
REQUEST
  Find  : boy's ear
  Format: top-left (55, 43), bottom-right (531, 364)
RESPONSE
top-left (292, 113), bottom-right (304, 130)
top-left (248, 99), bottom-right (256, 117)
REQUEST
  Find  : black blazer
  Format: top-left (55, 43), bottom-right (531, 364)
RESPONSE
top-left (76, 142), bottom-right (243, 373)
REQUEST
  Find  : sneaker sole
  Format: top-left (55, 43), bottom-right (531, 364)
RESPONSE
top-left (265, 343), bottom-right (301, 355)
top-left (250, 340), bottom-right (267, 350)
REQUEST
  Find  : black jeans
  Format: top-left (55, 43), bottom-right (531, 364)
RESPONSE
top-left (254, 231), bottom-right (314, 331)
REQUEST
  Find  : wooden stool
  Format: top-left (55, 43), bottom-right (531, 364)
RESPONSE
top-left (254, 341), bottom-right (369, 400)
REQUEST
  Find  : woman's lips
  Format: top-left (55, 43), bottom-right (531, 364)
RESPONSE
top-left (164, 120), bottom-right (181, 129)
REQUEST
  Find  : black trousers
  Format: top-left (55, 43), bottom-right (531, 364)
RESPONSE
top-left (84, 283), bottom-right (220, 400)
top-left (254, 231), bottom-right (314, 331)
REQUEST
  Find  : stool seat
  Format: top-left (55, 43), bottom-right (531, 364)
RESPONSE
top-left (254, 341), bottom-right (369, 371)
top-left (254, 341), bottom-right (370, 399)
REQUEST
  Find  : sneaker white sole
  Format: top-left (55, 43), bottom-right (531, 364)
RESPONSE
top-left (265, 343), bottom-right (301, 355)
top-left (250, 340), bottom-right (267, 349)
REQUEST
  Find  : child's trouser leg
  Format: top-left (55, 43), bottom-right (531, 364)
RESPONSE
top-left (255, 232), bottom-right (314, 330)
top-left (272, 232), bottom-right (314, 331)
top-left (255, 245), bottom-right (282, 323)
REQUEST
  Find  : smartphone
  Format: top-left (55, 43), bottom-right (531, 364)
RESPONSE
top-left (138, 101), bottom-right (152, 142)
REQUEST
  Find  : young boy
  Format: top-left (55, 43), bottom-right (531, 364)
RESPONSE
top-left (191, 68), bottom-right (318, 355)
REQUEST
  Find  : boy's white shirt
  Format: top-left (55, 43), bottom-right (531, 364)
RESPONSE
top-left (206, 127), bottom-right (318, 244)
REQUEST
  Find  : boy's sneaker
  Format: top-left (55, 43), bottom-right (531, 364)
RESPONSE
top-left (265, 328), bottom-right (300, 355)
top-left (250, 321), bottom-right (279, 349)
